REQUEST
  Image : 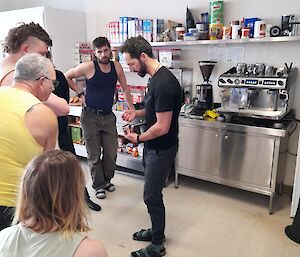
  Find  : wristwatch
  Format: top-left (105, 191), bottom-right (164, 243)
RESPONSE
top-left (137, 134), bottom-right (142, 144)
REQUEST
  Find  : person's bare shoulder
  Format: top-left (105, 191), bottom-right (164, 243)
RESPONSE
top-left (25, 103), bottom-right (58, 150)
top-left (74, 238), bottom-right (108, 257)
top-left (65, 61), bottom-right (95, 79)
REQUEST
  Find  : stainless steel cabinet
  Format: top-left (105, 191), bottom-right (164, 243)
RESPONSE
top-left (220, 131), bottom-right (275, 188)
top-left (175, 117), bottom-right (294, 213)
top-left (177, 125), bottom-right (221, 177)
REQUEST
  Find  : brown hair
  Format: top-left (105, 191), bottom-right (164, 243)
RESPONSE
top-left (13, 150), bottom-right (90, 235)
top-left (4, 22), bottom-right (53, 53)
top-left (120, 35), bottom-right (154, 59)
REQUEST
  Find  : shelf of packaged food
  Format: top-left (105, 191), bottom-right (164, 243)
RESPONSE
top-left (69, 105), bottom-right (82, 117)
top-left (116, 151), bottom-right (144, 172)
top-left (68, 123), bottom-right (81, 128)
top-left (111, 36), bottom-right (300, 48)
top-left (73, 144), bottom-right (144, 172)
top-left (74, 143), bottom-right (87, 158)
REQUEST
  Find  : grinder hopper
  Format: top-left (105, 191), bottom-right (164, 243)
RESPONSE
top-left (195, 61), bottom-right (217, 111)
top-left (199, 61), bottom-right (217, 83)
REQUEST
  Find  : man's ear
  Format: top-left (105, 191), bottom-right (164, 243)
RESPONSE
top-left (20, 43), bottom-right (29, 54)
top-left (140, 52), bottom-right (147, 61)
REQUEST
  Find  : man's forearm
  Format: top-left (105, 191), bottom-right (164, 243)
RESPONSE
top-left (123, 89), bottom-right (135, 110)
top-left (66, 78), bottom-right (80, 93)
top-left (135, 109), bottom-right (145, 117)
top-left (44, 93), bottom-right (70, 116)
top-left (139, 122), bottom-right (164, 142)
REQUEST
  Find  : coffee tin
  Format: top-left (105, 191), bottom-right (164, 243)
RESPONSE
top-left (210, 1), bottom-right (224, 24)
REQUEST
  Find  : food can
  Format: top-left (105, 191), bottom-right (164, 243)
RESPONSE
top-left (222, 26), bottom-right (231, 39)
top-left (231, 24), bottom-right (241, 39)
top-left (241, 27), bottom-right (250, 38)
top-left (254, 20), bottom-right (266, 38)
top-left (210, 1), bottom-right (224, 24)
top-left (209, 23), bottom-right (223, 40)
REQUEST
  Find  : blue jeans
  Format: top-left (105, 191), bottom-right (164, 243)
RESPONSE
top-left (143, 144), bottom-right (178, 245)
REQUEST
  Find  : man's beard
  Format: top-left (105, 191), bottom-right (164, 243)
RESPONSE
top-left (98, 57), bottom-right (110, 64)
top-left (137, 59), bottom-right (147, 77)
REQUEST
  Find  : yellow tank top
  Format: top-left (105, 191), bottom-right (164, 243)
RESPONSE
top-left (0, 87), bottom-right (43, 207)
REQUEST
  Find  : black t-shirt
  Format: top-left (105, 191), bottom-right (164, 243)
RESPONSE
top-left (144, 66), bottom-right (182, 150)
top-left (53, 70), bottom-right (69, 131)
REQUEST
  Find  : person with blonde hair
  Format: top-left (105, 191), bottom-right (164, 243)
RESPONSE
top-left (0, 150), bottom-right (108, 257)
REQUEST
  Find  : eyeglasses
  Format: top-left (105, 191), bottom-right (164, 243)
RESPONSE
top-left (36, 76), bottom-right (60, 88)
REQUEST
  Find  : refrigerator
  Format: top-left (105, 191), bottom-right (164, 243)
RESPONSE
top-left (0, 6), bottom-right (86, 72)
top-left (291, 133), bottom-right (300, 217)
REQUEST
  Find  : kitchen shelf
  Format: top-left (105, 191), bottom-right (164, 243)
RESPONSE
top-left (74, 143), bottom-right (87, 157)
top-left (68, 123), bottom-right (81, 128)
top-left (111, 36), bottom-right (300, 48)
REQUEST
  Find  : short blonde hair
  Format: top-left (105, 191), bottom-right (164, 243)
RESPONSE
top-left (14, 150), bottom-right (90, 235)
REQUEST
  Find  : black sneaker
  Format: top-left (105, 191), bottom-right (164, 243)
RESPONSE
top-left (104, 183), bottom-right (115, 192)
top-left (86, 198), bottom-right (101, 211)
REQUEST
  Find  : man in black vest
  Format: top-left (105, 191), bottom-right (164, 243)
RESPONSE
top-left (65, 37), bottom-right (134, 201)
top-left (121, 36), bottom-right (182, 257)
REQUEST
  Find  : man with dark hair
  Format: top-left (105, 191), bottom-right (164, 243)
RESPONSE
top-left (121, 36), bottom-right (182, 257)
top-left (0, 22), bottom-right (69, 116)
top-left (65, 36), bottom-right (134, 200)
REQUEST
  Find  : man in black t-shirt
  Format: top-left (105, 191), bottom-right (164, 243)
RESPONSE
top-left (120, 36), bottom-right (182, 257)
top-left (53, 68), bottom-right (101, 212)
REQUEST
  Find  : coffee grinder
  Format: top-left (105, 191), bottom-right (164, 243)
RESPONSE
top-left (194, 61), bottom-right (217, 115)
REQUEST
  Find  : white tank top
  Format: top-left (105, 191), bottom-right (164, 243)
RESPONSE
top-left (0, 224), bottom-right (87, 257)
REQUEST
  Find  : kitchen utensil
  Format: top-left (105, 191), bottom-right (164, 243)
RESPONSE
top-left (265, 66), bottom-right (275, 76)
top-left (236, 63), bottom-right (247, 75)
top-left (254, 63), bottom-right (265, 76)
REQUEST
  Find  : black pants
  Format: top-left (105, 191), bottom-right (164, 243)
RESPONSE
top-left (143, 144), bottom-right (178, 245)
top-left (0, 206), bottom-right (15, 231)
top-left (58, 124), bottom-right (92, 201)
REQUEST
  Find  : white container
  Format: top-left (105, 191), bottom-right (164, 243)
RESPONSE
top-left (175, 27), bottom-right (185, 41)
top-left (254, 20), bottom-right (266, 38)
top-left (231, 24), bottom-right (241, 39)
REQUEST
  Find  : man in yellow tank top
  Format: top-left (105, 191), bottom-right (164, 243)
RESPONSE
top-left (0, 53), bottom-right (58, 230)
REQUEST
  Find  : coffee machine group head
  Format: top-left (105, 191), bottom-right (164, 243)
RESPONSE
top-left (196, 61), bottom-right (217, 111)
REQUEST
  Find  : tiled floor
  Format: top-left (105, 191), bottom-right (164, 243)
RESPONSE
top-left (81, 161), bottom-right (300, 257)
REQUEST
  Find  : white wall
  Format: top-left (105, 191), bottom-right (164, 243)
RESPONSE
top-left (2, 0), bottom-right (300, 185)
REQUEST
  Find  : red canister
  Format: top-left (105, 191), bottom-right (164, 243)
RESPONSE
top-left (241, 27), bottom-right (250, 39)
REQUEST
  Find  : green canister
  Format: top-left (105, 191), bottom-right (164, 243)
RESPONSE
top-left (210, 0), bottom-right (224, 25)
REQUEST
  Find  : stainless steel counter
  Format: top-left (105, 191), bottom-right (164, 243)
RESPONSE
top-left (175, 116), bottom-right (296, 214)
top-left (178, 116), bottom-right (294, 137)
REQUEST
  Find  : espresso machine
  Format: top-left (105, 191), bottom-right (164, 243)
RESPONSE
top-left (217, 62), bottom-right (296, 120)
top-left (192, 61), bottom-right (217, 115)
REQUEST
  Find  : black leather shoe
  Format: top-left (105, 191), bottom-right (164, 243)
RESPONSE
top-left (86, 198), bottom-right (101, 211)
